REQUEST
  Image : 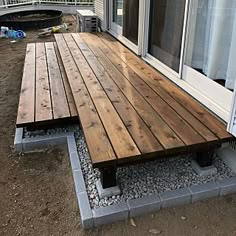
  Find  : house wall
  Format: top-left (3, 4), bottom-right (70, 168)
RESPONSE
top-left (94, 0), bottom-right (107, 31)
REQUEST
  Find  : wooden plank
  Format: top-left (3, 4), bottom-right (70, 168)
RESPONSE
top-left (63, 33), bottom-right (141, 160)
top-left (35, 43), bottom-right (52, 122)
top-left (75, 34), bottom-right (164, 154)
top-left (53, 42), bottom-right (77, 117)
top-left (72, 33), bottom-right (184, 150)
top-left (55, 34), bottom-right (116, 167)
top-left (45, 42), bottom-right (70, 119)
top-left (17, 43), bottom-right (36, 125)
top-left (98, 32), bottom-right (232, 141)
top-left (85, 33), bottom-right (219, 143)
top-left (81, 33), bottom-right (208, 147)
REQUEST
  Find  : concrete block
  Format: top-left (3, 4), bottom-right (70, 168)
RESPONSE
top-left (48, 135), bottom-right (68, 146)
top-left (77, 192), bottom-right (94, 229)
top-left (160, 188), bottom-right (191, 209)
top-left (69, 151), bottom-right (81, 171)
top-left (96, 180), bottom-right (121, 199)
top-left (189, 182), bottom-right (220, 203)
top-left (191, 160), bottom-right (217, 177)
top-left (217, 147), bottom-right (236, 173)
top-left (67, 136), bottom-right (77, 153)
top-left (73, 170), bottom-right (86, 194)
top-left (14, 128), bottom-right (23, 152)
top-left (127, 195), bottom-right (161, 218)
top-left (217, 177), bottom-right (236, 196)
top-left (93, 201), bottom-right (129, 226)
top-left (22, 138), bottom-right (50, 151)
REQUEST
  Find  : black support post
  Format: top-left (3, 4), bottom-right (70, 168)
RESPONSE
top-left (100, 166), bottom-right (117, 189)
top-left (196, 148), bottom-right (215, 167)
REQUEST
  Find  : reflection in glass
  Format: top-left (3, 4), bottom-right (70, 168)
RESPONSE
top-left (113, 0), bottom-right (123, 27)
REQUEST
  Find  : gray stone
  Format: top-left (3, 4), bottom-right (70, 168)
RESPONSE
top-left (191, 160), bottom-right (217, 177)
top-left (217, 177), bottom-right (236, 196)
top-left (67, 136), bottom-right (77, 153)
top-left (160, 188), bottom-right (191, 209)
top-left (93, 201), bottom-right (129, 226)
top-left (22, 138), bottom-right (50, 151)
top-left (73, 170), bottom-right (86, 193)
top-left (77, 192), bottom-right (94, 229)
top-left (14, 128), bottom-right (23, 152)
top-left (96, 180), bottom-right (121, 199)
top-left (69, 151), bottom-right (81, 171)
top-left (127, 194), bottom-right (161, 218)
top-left (189, 182), bottom-right (220, 203)
top-left (217, 147), bottom-right (236, 173)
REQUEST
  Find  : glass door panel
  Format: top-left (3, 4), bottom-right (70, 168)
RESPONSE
top-left (148, 0), bottom-right (186, 73)
top-left (113, 0), bottom-right (123, 27)
top-left (123, 0), bottom-right (139, 45)
top-left (183, 0), bottom-right (235, 111)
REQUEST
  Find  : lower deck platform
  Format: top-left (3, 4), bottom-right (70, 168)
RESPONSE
top-left (53, 32), bottom-right (234, 168)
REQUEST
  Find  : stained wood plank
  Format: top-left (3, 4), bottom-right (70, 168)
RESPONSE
top-left (17, 43), bottom-right (36, 125)
top-left (45, 42), bottom-right (70, 119)
top-left (98, 32), bottom-right (232, 141)
top-left (75, 34), bottom-right (164, 154)
top-left (55, 34), bottom-right (116, 167)
top-left (53, 42), bottom-right (77, 117)
top-left (63, 33), bottom-right (141, 160)
top-left (81, 33), bottom-right (208, 147)
top-left (72, 33), bottom-right (184, 150)
top-left (85, 33), bottom-right (218, 143)
top-left (35, 43), bottom-right (52, 122)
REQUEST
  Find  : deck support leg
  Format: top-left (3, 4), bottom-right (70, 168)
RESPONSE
top-left (196, 148), bottom-right (215, 167)
top-left (100, 166), bottom-right (117, 189)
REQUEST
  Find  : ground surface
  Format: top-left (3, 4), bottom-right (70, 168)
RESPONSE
top-left (0, 15), bottom-right (236, 236)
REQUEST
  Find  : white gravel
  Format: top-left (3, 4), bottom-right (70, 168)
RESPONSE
top-left (75, 130), bottom-right (236, 209)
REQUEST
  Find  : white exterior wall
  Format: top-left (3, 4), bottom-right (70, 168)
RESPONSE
top-left (94, 0), bottom-right (107, 31)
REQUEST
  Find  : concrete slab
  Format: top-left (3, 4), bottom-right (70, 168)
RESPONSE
top-left (96, 180), bottom-right (121, 199)
top-left (14, 128), bottom-right (23, 152)
top-left (189, 182), bottom-right (220, 203)
top-left (73, 170), bottom-right (86, 194)
top-left (160, 188), bottom-right (192, 209)
top-left (127, 195), bottom-right (161, 218)
top-left (69, 151), bottom-right (81, 171)
top-left (191, 160), bottom-right (217, 177)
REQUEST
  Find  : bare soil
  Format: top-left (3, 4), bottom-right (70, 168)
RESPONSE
top-left (0, 15), bottom-right (236, 236)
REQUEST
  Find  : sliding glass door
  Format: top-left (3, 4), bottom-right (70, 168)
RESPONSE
top-left (183, 0), bottom-right (235, 112)
top-left (110, 0), bottom-right (140, 52)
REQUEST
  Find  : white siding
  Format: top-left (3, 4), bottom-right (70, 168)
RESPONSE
top-left (94, 0), bottom-right (107, 31)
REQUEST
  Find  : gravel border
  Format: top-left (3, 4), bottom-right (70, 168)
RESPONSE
top-left (14, 127), bottom-right (236, 229)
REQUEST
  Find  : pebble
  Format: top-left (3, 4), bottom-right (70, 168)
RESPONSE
top-left (149, 229), bottom-right (162, 235)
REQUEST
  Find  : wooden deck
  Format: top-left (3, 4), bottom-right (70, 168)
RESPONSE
top-left (53, 32), bottom-right (233, 168)
top-left (16, 42), bottom-right (77, 128)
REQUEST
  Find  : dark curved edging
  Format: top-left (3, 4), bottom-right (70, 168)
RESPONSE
top-left (14, 128), bottom-right (236, 229)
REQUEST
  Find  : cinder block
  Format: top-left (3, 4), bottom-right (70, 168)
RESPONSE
top-left (77, 192), bottom-right (94, 229)
top-left (67, 136), bottom-right (77, 153)
top-left (14, 128), bottom-right (23, 152)
top-left (73, 170), bottom-right (86, 194)
top-left (93, 201), bottom-right (129, 226)
top-left (22, 138), bottom-right (50, 151)
top-left (160, 188), bottom-right (191, 209)
top-left (48, 135), bottom-right (67, 146)
top-left (127, 194), bottom-right (161, 218)
top-left (217, 177), bottom-right (236, 196)
top-left (189, 182), bottom-right (220, 203)
top-left (69, 151), bottom-right (81, 171)
top-left (96, 180), bottom-right (121, 199)
top-left (217, 147), bottom-right (236, 173)
top-left (191, 160), bottom-right (217, 177)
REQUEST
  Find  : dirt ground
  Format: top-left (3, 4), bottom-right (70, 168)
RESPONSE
top-left (0, 15), bottom-right (236, 236)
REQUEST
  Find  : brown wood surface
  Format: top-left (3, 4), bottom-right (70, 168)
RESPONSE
top-left (98, 32), bottom-right (232, 141)
top-left (81, 33), bottom-right (209, 147)
top-left (45, 42), bottom-right (70, 119)
top-left (53, 42), bottom-right (77, 117)
top-left (17, 43), bottom-right (36, 125)
top-left (35, 43), bottom-right (52, 122)
top-left (64, 33), bottom-right (141, 160)
top-left (76, 33), bottom-right (164, 154)
top-left (55, 34), bottom-right (117, 167)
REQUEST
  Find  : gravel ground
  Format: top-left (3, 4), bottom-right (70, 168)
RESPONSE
top-left (75, 130), bottom-right (236, 209)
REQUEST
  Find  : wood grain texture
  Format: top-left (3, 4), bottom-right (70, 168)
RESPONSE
top-left (35, 43), bottom-right (52, 122)
top-left (55, 34), bottom-right (116, 167)
top-left (17, 43), bottom-right (36, 125)
top-left (64, 33), bottom-right (141, 160)
top-left (45, 42), bottom-right (70, 119)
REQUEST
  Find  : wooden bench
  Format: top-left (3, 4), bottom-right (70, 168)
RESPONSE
top-left (55, 32), bottom-right (233, 188)
top-left (17, 42), bottom-right (77, 128)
